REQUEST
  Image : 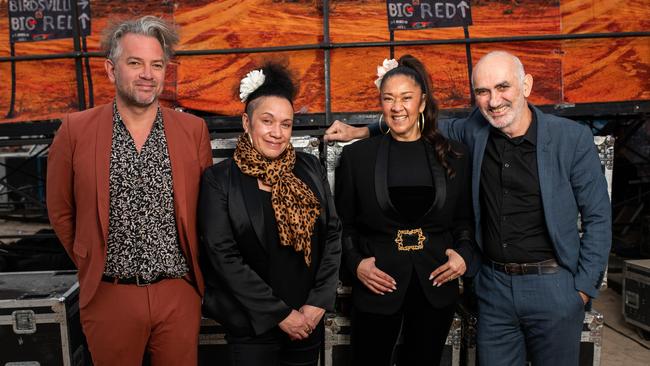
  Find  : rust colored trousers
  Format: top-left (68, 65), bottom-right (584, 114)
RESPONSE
top-left (80, 278), bottom-right (201, 366)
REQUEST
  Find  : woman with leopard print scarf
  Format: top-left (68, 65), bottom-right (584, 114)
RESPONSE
top-left (198, 62), bottom-right (341, 366)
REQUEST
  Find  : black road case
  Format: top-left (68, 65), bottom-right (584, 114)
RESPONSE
top-left (198, 317), bottom-right (230, 366)
top-left (623, 259), bottom-right (650, 332)
top-left (0, 270), bottom-right (85, 366)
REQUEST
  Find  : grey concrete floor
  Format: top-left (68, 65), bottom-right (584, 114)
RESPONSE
top-left (593, 287), bottom-right (650, 365)
top-left (0, 219), bottom-right (49, 237)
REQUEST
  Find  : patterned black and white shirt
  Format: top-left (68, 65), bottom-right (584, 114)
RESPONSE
top-left (103, 103), bottom-right (188, 281)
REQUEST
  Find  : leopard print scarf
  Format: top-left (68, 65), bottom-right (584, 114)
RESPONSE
top-left (233, 133), bottom-right (320, 266)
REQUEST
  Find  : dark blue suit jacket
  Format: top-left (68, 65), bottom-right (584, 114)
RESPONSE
top-left (439, 104), bottom-right (611, 298)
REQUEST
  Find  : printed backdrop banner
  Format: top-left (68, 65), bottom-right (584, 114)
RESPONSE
top-left (386, 0), bottom-right (472, 30)
top-left (0, 0), bottom-right (648, 123)
top-left (8, 0), bottom-right (91, 42)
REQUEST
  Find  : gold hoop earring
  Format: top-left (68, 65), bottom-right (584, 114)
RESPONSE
top-left (378, 114), bottom-right (390, 135)
top-left (247, 132), bottom-right (253, 145)
top-left (419, 113), bottom-right (425, 132)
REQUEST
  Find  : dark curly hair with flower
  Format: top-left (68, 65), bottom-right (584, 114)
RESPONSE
top-left (244, 62), bottom-right (297, 116)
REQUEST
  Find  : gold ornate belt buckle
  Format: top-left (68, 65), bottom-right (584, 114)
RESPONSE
top-left (395, 228), bottom-right (425, 251)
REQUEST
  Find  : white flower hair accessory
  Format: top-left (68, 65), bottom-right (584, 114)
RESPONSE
top-left (239, 69), bottom-right (265, 103)
top-left (374, 58), bottom-right (399, 89)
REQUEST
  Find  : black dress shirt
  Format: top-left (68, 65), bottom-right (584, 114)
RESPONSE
top-left (480, 113), bottom-right (555, 263)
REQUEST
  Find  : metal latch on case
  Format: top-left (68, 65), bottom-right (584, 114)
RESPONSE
top-left (12, 310), bottom-right (37, 334)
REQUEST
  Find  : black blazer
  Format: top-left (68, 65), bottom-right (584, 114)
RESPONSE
top-left (199, 152), bottom-right (342, 336)
top-left (335, 135), bottom-right (479, 314)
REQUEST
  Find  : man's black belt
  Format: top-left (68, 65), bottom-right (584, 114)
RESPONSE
top-left (489, 259), bottom-right (559, 275)
top-left (101, 274), bottom-right (166, 286)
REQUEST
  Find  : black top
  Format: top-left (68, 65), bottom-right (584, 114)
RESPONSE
top-left (480, 113), bottom-right (555, 263)
top-left (388, 139), bottom-right (434, 223)
top-left (259, 189), bottom-right (313, 310)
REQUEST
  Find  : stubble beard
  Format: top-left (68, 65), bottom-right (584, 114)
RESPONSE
top-left (483, 111), bottom-right (514, 131)
top-left (481, 101), bottom-right (521, 132)
top-left (114, 69), bottom-right (161, 109)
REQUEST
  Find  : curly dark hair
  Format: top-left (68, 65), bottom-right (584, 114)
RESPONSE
top-left (244, 62), bottom-right (297, 116)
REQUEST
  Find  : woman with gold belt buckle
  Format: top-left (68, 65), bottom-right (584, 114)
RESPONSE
top-left (335, 55), bottom-right (480, 366)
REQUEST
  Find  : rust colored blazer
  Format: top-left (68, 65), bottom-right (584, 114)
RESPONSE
top-left (46, 103), bottom-right (213, 308)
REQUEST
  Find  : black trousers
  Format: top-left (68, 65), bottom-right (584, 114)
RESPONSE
top-left (351, 275), bottom-right (456, 366)
top-left (227, 322), bottom-right (323, 366)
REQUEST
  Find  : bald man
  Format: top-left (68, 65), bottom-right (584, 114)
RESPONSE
top-left (326, 51), bottom-right (611, 365)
